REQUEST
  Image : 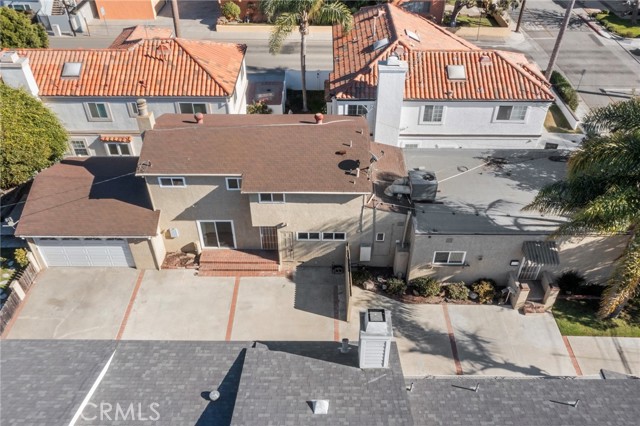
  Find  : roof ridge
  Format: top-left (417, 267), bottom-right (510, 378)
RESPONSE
top-left (492, 50), bottom-right (553, 98)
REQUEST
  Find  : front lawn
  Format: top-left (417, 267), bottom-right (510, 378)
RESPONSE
top-left (454, 14), bottom-right (499, 28)
top-left (596, 12), bottom-right (640, 38)
top-left (552, 298), bottom-right (640, 337)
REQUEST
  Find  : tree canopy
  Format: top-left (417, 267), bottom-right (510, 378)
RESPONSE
top-left (525, 98), bottom-right (640, 318)
top-left (1, 84), bottom-right (67, 189)
top-left (0, 7), bottom-right (48, 48)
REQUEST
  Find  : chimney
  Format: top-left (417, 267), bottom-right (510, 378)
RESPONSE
top-left (195, 112), bottom-right (204, 124)
top-left (373, 56), bottom-right (408, 146)
top-left (0, 52), bottom-right (39, 97)
top-left (135, 98), bottom-right (155, 132)
top-left (314, 112), bottom-right (324, 124)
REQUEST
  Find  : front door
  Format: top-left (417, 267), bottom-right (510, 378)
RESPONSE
top-left (260, 227), bottom-right (278, 250)
top-left (198, 221), bottom-right (236, 248)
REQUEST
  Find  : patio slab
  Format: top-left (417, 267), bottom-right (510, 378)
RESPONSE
top-left (567, 336), bottom-right (640, 376)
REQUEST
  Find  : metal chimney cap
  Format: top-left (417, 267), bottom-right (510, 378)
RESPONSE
top-left (310, 400), bottom-right (329, 414)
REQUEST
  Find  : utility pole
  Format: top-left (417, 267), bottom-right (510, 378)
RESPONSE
top-left (515, 0), bottom-right (527, 33)
top-left (171, 0), bottom-right (182, 38)
top-left (545, 0), bottom-right (576, 81)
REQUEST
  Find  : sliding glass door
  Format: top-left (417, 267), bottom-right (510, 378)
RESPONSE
top-left (198, 221), bottom-right (236, 248)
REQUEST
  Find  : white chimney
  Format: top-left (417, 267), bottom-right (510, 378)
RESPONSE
top-left (0, 52), bottom-right (39, 97)
top-left (373, 56), bottom-right (408, 146)
top-left (135, 98), bottom-right (155, 131)
top-left (358, 308), bottom-right (393, 369)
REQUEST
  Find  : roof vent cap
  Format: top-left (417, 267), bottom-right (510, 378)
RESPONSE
top-left (310, 400), bottom-right (329, 414)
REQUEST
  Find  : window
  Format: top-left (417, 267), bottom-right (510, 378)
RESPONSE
top-left (402, 1), bottom-right (431, 14)
top-left (85, 102), bottom-right (110, 121)
top-left (322, 232), bottom-right (346, 241)
top-left (421, 105), bottom-right (444, 123)
top-left (158, 177), bottom-right (186, 187)
top-left (226, 177), bottom-right (242, 190)
top-left (346, 105), bottom-right (367, 116)
top-left (432, 251), bottom-right (466, 265)
top-left (297, 232), bottom-right (321, 241)
top-left (198, 221), bottom-right (236, 248)
top-left (10, 4), bottom-right (32, 11)
top-left (404, 144), bottom-right (419, 149)
top-left (496, 105), bottom-right (528, 121)
top-left (70, 140), bottom-right (89, 156)
top-left (178, 103), bottom-right (207, 114)
top-left (376, 232), bottom-right (385, 242)
top-left (106, 143), bottom-right (132, 156)
top-left (127, 101), bottom-right (139, 117)
top-left (258, 193), bottom-right (285, 203)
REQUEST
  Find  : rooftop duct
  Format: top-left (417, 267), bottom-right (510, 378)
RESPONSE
top-left (408, 170), bottom-right (437, 202)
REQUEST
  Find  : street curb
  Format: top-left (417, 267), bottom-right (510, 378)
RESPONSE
top-left (578, 14), bottom-right (612, 39)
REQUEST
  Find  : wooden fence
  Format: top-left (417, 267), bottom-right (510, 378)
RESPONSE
top-left (0, 260), bottom-right (40, 336)
top-left (344, 243), bottom-right (353, 323)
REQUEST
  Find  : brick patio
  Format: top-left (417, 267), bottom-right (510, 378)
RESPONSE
top-left (198, 249), bottom-right (282, 276)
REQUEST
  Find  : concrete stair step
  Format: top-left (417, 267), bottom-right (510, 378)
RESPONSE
top-left (198, 263), bottom-right (279, 272)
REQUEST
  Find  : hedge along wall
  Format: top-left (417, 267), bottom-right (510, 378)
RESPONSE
top-left (550, 71), bottom-right (579, 112)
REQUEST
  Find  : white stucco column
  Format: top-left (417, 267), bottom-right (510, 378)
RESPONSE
top-left (373, 55), bottom-right (407, 146)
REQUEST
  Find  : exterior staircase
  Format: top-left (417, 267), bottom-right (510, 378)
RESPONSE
top-left (198, 249), bottom-right (280, 276)
top-left (51, 0), bottom-right (66, 15)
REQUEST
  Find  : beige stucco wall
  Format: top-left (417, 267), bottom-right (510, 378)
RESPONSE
top-left (407, 228), bottom-right (629, 286)
top-left (128, 234), bottom-right (166, 270)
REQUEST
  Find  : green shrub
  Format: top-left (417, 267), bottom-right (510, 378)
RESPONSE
top-left (409, 276), bottom-right (440, 297)
top-left (550, 71), bottom-right (579, 112)
top-left (556, 270), bottom-right (586, 294)
top-left (445, 282), bottom-right (469, 300)
top-left (247, 101), bottom-right (272, 114)
top-left (14, 248), bottom-right (29, 268)
top-left (221, 1), bottom-right (241, 20)
top-left (471, 278), bottom-right (496, 304)
top-left (386, 278), bottom-right (407, 296)
top-left (351, 268), bottom-right (372, 286)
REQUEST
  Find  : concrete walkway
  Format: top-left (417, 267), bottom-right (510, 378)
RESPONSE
top-left (567, 336), bottom-right (640, 376)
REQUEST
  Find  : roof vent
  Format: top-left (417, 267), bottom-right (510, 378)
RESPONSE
top-left (480, 55), bottom-right (492, 66)
top-left (310, 400), bottom-right (329, 415)
top-left (373, 38), bottom-right (389, 51)
top-left (1, 51), bottom-right (19, 63)
top-left (61, 62), bottom-right (82, 78)
top-left (446, 65), bottom-right (466, 81)
top-left (409, 170), bottom-right (438, 202)
top-left (405, 29), bottom-right (420, 42)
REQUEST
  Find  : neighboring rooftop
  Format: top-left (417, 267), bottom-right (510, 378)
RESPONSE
top-left (108, 25), bottom-right (174, 49)
top-left (328, 3), bottom-right (552, 101)
top-left (15, 157), bottom-right (160, 237)
top-left (138, 114), bottom-right (383, 194)
top-left (404, 149), bottom-right (568, 234)
top-left (10, 30), bottom-right (246, 97)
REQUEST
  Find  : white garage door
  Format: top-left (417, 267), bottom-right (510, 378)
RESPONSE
top-left (35, 238), bottom-right (135, 267)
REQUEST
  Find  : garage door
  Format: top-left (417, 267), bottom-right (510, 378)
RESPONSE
top-left (35, 238), bottom-right (135, 267)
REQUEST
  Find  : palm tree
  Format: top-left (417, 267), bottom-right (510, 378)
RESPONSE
top-left (524, 98), bottom-right (640, 318)
top-left (261, 0), bottom-right (353, 112)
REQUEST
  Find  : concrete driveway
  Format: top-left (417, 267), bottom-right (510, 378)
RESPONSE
top-left (567, 336), bottom-right (640, 376)
top-left (4, 268), bottom-right (139, 339)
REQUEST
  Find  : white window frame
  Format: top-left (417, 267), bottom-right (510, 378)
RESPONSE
top-left (158, 177), bottom-right (186, 188)
top-left (420, 105), bottom-right (445, 124)
top-left (258, 193), bottom-right (286, 204)
top-left (177, 102), bottom-right (208, 114)
top-left (105, 143), bottom-right (132, 156)
top-left (297, 232), bottom-right (321, 241)
top-left (376, 232), bottom-right (385, 242)
top-left (10, 4), bottom-right (32, 11)
top-left (322, 232), bottom-right (347, 241)
top-left (225, 177), bottom-right (242, 191)
top-left (127, 101), bottom-right (139, 118)
top-left (70, 139), bottom-right (89, 156)
top-left (84, 102), bottom-right (112, 122)
top-left (345, 104), bottom-right (367, 116)
top-left (495, 105), bottom-right (528, 122)
top-left (432, 251), bottom-right (466, 265)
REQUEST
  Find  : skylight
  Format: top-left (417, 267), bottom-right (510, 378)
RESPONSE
top-left (446, 65), bottom-right (466, 81)
top-left (373, 38), bottom-right (389, 51)
top-left (405, 29), bottom-right (420, 42)
top-left (61, 62), bottom-right (82, 78)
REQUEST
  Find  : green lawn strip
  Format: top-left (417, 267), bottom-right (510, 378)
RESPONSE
top-left (455, 14), bottom-right (498, 27)
top-left (552, 298), bottom-right (640, 337)
top-left (596, 13), bottom-right (640, 38)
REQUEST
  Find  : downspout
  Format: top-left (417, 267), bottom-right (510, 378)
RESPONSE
top-left (400, 210), bottom-right (411, 248)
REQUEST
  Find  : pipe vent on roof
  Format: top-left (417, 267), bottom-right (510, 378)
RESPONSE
top-left (310, 400), bottom-right (329, 414)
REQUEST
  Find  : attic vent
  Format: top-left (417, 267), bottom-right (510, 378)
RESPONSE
top-left (480, 55), bottom-right (492, 66)
top-left (405, 29), bottom-right (420, 42)
top-left (61, 62), bottom-right (82, 78)
top-left (446, 65), bottom-right (466, 81)
top-left (310, 400), bottom-right (329, 415)
top-left (373, 38), bottom-right (389, 51)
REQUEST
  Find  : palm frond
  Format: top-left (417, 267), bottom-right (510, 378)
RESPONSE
top-left (268, 12), bottom-right (297, 54)
top-left (599, 232), bottom-right (640, 318)
top-left (260, 0), bottom-right (299, 21)
top-left (314, 1), bottom-right (354, 30)
top-left (568, 131), bottom-right (640, 181)
top-left (583, 97), bottom-right (640, 135)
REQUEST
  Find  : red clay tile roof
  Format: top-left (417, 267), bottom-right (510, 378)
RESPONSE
top-left (329, 3), bottom-right (552, 101)
top-left (109, 25), bottom-right (174, 49)
top-left (16, 157), bottom-right (160, 237)
top-left (100, 135), bottom-right (132, 143)
top-left (138, 114), bottom-right (384, 194)
top-left (13, 36), bottom-right (246, 97)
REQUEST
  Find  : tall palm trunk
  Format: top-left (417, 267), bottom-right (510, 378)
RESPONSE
top-left (171, 0), bottom-right (182, 38)
top-left (544, 0), bottom-right (576, 81)
top-left (300, 13), bottom-right (309, 112)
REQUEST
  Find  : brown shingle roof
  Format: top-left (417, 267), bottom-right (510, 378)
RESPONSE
top-left (15, 157), bottom-right (159, 237)
top-left (329, 3), bottom-right (552, 101)
top-left (138, 114), bottom-right (382, 194)
top-left (13, 37), bottom-right (246, 97)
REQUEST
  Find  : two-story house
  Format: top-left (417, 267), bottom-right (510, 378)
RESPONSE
top-left (326, 3), bottom-right (554, 149)
top-left (0, 26), bottom-right (248, 157)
